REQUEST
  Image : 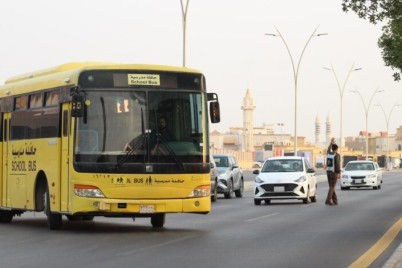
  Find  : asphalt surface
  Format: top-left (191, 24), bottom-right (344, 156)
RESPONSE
top-left (246, 168), bottom-right (402, 267)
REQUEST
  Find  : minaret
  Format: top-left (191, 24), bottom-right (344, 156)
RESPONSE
top-left (315, 115), bottom-right (321, 145)
top-left (241, 89), bottom-right (255, 152)
top-left (326, 114), bottom-right (332, 144)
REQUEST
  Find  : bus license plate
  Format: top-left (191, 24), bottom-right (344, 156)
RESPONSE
top-left (140, 205), bottom-right (155, 213)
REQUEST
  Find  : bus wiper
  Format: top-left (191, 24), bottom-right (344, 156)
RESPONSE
top-left (100, 96), bottom-right (107, 152)
top-left (153, 114), bottom-right (184, 170)
top-left (115, 135), bottom-right (145, 168)
top-left (155, 132), bottom-right (185, 170)
top-left (115, 108), bottom-right (146, 169)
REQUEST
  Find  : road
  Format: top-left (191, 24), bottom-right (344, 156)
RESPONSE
top-left (0, 170), bottom-right (402, 268)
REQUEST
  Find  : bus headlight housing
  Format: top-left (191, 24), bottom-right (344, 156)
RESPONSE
top-left (188, 185), bottom-right (210, 198)
top-left (74, 184), bottom-right (105, 198)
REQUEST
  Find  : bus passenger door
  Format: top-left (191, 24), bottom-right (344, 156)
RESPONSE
top-left (0, 113), bottom-right (5, 207)
top-left (2, 113), bottom-right (10, 207)
top-left (60, 108), bottom-right (70, 211)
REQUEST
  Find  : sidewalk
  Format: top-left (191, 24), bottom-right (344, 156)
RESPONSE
top-left (383, 244), bottom-right (402, 267)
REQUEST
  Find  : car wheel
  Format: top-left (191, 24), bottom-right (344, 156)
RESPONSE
top-left (264, 199), bottom-right (271, 204)
top-left (224, 180), bottom-right (233, 199)
top-left (310, 193), bottom-right (317, 203)
top-left (309, 184), bottom-right (317, 203)
top-left (303, 187), bottom-right (310, 204)
top-left (254, 199), bottom-right (261, 205)
top-left (235, 179), bottom-right (244, 198)
top-left (373, 186), bottom-right (378, 190)
top-left (211, 180), bottom-right (218, 202)
top-left (378, 184), bottom-right (381, 190)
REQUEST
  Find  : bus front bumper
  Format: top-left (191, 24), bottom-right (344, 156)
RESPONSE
top-left (77, 197), bottom-right (211, 215)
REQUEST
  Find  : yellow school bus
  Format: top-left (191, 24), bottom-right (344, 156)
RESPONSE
top-left (0, 62), bottom-right (220, 229)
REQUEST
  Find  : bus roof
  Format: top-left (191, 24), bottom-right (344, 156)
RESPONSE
top-left (0, 62), bottom-right (202, 97)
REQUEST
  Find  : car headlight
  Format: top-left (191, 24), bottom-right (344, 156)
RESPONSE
top-left (368, 174), bottom-right (377, 179)
top-left (342, 175), bottom-right (349, 179)
top-left (255, 177), bottom-right (264, 183)
top-left (218, 170), bottom-right (230, 180)
top-left (295, 176), bottom-right (306, 183)
top-left (218, 173), bottom-right (227, 180)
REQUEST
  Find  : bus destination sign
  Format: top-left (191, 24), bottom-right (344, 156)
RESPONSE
top-left (128, 74), bottom-right (160, 86)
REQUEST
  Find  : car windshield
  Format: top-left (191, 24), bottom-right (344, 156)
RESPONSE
top-left (262, 159), bottom-right (303, 172)
top-left (345, 162), bottom-right (374, 171)
top-left (214, 156), bottom-right (229, 167)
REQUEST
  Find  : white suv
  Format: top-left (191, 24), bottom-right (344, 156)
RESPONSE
top-left (213, 154), bottom-right (244, 199)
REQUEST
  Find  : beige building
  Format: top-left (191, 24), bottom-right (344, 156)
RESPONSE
top-left (210, 89), bottom-right (402, 169)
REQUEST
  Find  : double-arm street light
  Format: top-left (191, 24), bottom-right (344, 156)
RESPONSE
top-left (180, 0), bottom-right (190, 67)
top-left (265, 26), bottom-right (327, 156)
top-left (323, 64), bottom-right (362, 167)
top-left (374, 102), bottom-right (402, 166)
top-left (350, 87), bottom-right (384, 160)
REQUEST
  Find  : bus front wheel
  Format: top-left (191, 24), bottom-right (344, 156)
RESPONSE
top-left (151, 213), bottom-right (165, 228)
top-left (44, 186), bottom-right (62, 230)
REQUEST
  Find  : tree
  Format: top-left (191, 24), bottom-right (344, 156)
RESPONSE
top-left (342, 0), bottom-right (402, 81)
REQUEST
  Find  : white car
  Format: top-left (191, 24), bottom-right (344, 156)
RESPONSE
top-left (253, 156), bottom-right (317, 205)
top-left (340, 160), bottom-right (383, 190)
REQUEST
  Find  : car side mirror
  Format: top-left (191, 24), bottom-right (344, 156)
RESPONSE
top-left (307, 168), bottom-right (315, 173)
top-left (253, 170), bottom-right (260, 175)
top-left (210, 162), bottom-right (215, 169)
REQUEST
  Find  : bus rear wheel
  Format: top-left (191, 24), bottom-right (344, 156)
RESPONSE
top-left (44, 185), bottom-right (62, 230)
top-left (151, 213), bottom-right (165, 228)
top-left (0, 210), bottom-right (13, 223)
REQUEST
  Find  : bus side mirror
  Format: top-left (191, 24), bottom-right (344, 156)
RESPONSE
top-left (207, 92), bottom-right (220, 123)
top-left (71, 94), bottom-right (84, 117)
top-left (210, 101), bottom-right (220, 123)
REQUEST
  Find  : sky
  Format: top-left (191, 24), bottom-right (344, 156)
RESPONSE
top-left (0, 0), bottom-right (401, 143)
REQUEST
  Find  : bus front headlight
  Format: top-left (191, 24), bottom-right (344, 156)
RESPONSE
top-left (188, 185), bottom-right (211, 198)
top-left (74, 184), bottom-right (105, 198)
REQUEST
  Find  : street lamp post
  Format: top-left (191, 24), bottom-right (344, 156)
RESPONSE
top-left (350, 87), bottom-right (384, 160)
top-left (265, 26), bottom-right (327, 156)
top-left (323, 64), bottom-right (362, 167)
top-left (374, 102), bottom-right (402, 168)
top-left (180, 0), bottom-right (190, 67)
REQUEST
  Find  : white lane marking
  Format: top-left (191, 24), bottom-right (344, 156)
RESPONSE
top-left (245, 213), bottom-right (280, 223)
top-left (117, 234), bottom-right (198, 256)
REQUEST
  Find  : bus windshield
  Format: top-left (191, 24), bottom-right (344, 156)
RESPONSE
top-left (74, 89), bottom-right (206, 171)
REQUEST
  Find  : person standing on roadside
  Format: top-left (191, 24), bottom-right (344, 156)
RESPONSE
top-left (325, 143), bottom-right (341, 205)
top-left (326, 137), bottom-right (336, 154)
